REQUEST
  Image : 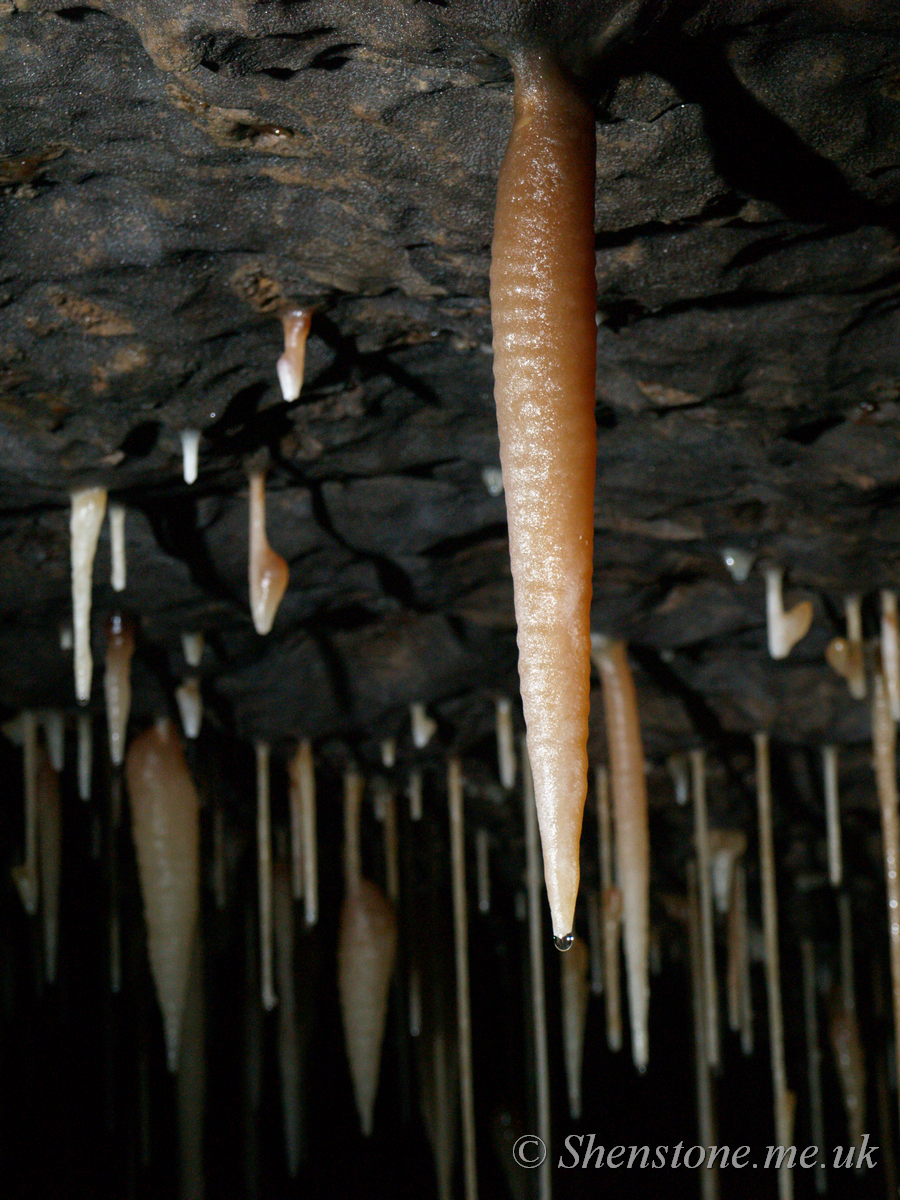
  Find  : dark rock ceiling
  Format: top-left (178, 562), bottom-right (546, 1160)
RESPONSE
top-left (3, 1), bottom-right (900, 1195)
top-left (2, 0), bottom-right (900, 851)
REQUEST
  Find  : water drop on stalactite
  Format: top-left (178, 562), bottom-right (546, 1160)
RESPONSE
top-left (721, 546), bottom-right (754, 582)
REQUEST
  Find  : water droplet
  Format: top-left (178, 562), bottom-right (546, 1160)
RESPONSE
top-left (554, 932), bottom-right (574, 952)
top-left (721, 546), bottom-right (754, 583)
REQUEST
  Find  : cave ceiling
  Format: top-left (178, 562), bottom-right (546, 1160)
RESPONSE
top-left (1, 0), bottom-right (900, 838)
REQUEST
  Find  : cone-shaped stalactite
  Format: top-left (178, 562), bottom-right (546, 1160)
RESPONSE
top-left (338, 770), bottom-right (397, 1137)
top-left (125, 718), bottom-right (201, 1071)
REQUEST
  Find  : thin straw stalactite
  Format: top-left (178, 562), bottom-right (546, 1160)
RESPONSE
top-left (595, 765), bottom-right (622, 1052)
top-left (823, 745), bottom-right (842, 887)
top-left (754, 731), bottom-right (793, 1200)
top-left (800, 938), bottom-right (826, 1193)
top-left (592, 639), bottom-right (649, 1071)
top-left (523, 743), bottom-right (551, 1200)
top-left (872, 668), bottom-right (900, 1133)
top-left (687, 864), bottom-right (719, 1200)
top-left (691, 748), bottom-right (719, 1072)
top-left (447, 758), bottom-right (477, 1200)
top-left (255, 741), bottom-right (276, 1012)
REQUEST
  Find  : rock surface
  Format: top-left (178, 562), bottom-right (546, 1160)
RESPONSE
top-left (0, 0), bottom-right (899, 844)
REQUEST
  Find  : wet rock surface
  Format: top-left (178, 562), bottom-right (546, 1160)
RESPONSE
top-left (1, 4), bottom-right (900, 1197)
top-left (0, 0), bottom-right (899, 839)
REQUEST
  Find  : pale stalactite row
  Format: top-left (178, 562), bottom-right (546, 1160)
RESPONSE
top-left (125, 719), bottom-right (200, 1072)
top-left (491, 50), bottom-right (597, 945)
top-left (591, 637), bottom-right (650, 1073)
top-left (248, 470), bottom-right (289, 636)
top-left (70, 487), bottom-right (108, 704)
